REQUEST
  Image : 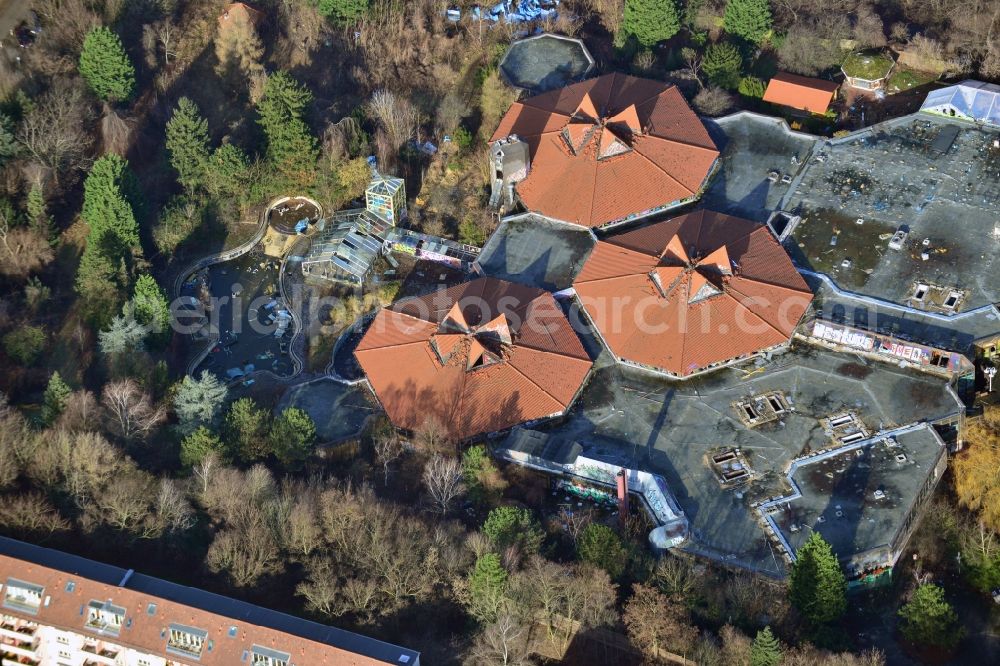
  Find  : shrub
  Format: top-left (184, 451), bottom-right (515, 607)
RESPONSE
top-left (693, 86), bottom-right (735, 116)
top-left (3, 326), bottom-right (45, 365)
top-left (577, 523), bottom-right (628, 578)
top-left (738, 76), bottom-right (766, 98)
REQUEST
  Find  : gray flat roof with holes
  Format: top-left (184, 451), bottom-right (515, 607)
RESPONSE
top-left (803, 274), bottom-right (1000, 353)
top-left (773, 423), bottom-right (945, 565)
top-left (783, 115), bottom-right (1000, 310)
top-left (524, 345), bottom-right (961, 576)
top-left (701, 112), bottom-right (819, 223)
top-left (476, 213), bottom-right (595, 291)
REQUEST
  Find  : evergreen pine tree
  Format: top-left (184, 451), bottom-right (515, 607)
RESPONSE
top-left (703, 41), bottom-right (744, 89)
top-left (256, 71), bottom-right (319, 189)
top-left (174, 371), bottom-right (229, 435)
top-left (166, 98), bottom-right (211, 192)
top-left (789, 531), bottom-right (847, 625)
top-left (0, 113), bottom-right (18, 165)
top-left (723, 0), bottom-right (773, 45)
top-left (270, 407), bottom-right (317, 470)
top-left (750, 626), bottom-right (782, 666)
top-left (623, 0), bottom-right (682, 47)
top-left (224, 397), bottom-right (271, 462)
top-left (898, 584), bottom-right (964, 648)
top-left (40, 371), bottom-right (71, 426)
top-left (25, 183), bottom-right (51, 236)
top-left (466, 553), bottom-right (507, 622)
top-left (578, 523), bottom-right (629, 579)
top-left (131, 274), bottom-right (171, 345)
top-left (77, 155), bottom-right (142, 320)
top-left (98, 307), bottom-right (147, 355)
top-left (78, 26), bottom-right (136, 102)
top-left (206, 143), bottom-right (249, 197)
top-left (180, 426), bottom-right (224, 467)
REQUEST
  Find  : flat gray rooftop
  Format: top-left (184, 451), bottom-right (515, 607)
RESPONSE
top-left (702, 112), bottom-right (818, 222)
top-left (476, 214), bottom-right (595, 291)
top-left (277, 379), bottom-right (378, 443)
top-left (806, 274), bottom-right (1000, 353)
top-left (532, 345), bottom-right (961, 576)
top-left (774, 424), bottom-right (944, 567)
top-left (784, 115), bottom-right (1000, 310)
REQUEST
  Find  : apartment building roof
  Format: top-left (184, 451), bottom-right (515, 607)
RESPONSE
top-left (762, 72), bottom-right (839, 114)
top-left (573, 209), bottom-right (812, 377)
top-left (0, 536), bottom-right (419, 666)
top-left (490, 72), bottom-right (719, 228)
top-left (355, 276), bottom-right (593, 440)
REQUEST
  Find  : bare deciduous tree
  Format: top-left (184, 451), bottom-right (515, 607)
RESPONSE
top-left (0, 214), bottom-right (53, 279)
top-left (191, 451), bottom-right (220, 495)
top-left (373, 430), bottom-right (404, 485)
top-left (206, 522), bottom-right (282, 587)
top-left (556, 505), bottom-right (593, 547)
top-left (624, 583), bottom-right (699, 660)
top-left (101, 380), bottom-right (166, 442)
top-left (287, 495), bottom-right (324, 557)
top-left (0, 492), bottom-right (69, 537)
top-left (215, 7), bottom-right (264, 79)
top-left (17, 82), bottom-right (95, 183)
top-left (368, 89), bottom-right (419, 155)
top-left (464, 611), bottom-right (532, 666)
top-left (422, 454), bottom-right (463, 515)
top-left (153, 478), bottom-right (194, 535)
top-left (57, 390), bottom-right (100, 432)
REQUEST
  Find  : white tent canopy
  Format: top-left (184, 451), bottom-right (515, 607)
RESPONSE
top-left (920, 80), bottom-right (1000, 126)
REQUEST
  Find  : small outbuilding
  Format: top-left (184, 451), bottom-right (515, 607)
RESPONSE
top-left (763, 72), bottom-right (839, 114)
top-left (842, 51), bottom-right (895, 91)
top-left (365, 174), bottom-right (406, 224)
top-left (920, 80), bottom-right (1000, 127)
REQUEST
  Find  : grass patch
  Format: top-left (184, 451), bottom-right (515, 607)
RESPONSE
top-left (887, 68), bottom-right (937, 94)
top-left (307, 330), bottom-right (340, 373)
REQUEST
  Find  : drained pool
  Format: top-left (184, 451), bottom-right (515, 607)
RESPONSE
top-left (500, 34), bottom-right (594, 92)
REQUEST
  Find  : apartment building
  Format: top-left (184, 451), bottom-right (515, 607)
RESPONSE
top-left (0, 537), bottom-right (419, 666)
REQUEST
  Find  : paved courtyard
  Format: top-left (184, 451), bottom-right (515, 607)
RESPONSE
top-left (277, 378), bottom-right (378, 443)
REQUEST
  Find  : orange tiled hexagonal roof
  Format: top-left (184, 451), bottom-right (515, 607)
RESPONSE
top-left (490, 73), bottom-right (720, 228)
top-left (355, 277), bottom-right (592, 440)
top-left (573, 210), bottom-right (813, 377)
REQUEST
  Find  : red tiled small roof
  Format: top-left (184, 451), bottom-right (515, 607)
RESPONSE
top-left (762, 72), bottom-right (839, 114)
top-left (355, 277), bottom-right (593, 440)
top-left (490, 73), bottom-right (719, 229)
top-left (573, 210), bottom-right (813, 377)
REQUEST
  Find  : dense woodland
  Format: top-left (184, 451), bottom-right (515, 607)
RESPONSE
top-left (0, 0), bottom-right (998, 663)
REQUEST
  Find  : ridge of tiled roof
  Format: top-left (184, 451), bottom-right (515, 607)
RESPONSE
top-left (573, 210), bottom-right (812, 376)
top-left (490, 73), bottom-right (720, 228)
top-left (355, 277), bottom-right (592, 440)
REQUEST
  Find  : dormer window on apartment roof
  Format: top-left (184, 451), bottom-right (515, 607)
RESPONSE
top-left (85, 599), bottom-right (126, 636)
top-left (167, 623), bottom-right (208, 659)
top-left (2, 578), bottom-right (44, 614)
